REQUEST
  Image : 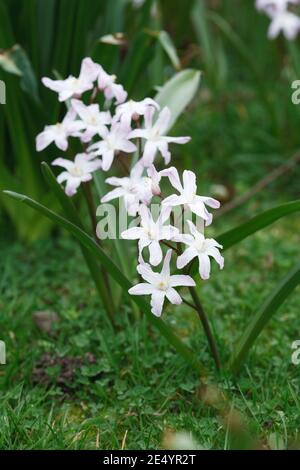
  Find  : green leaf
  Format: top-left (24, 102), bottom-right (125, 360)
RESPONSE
top-left (152, 30), bottom-right (181, 70)
top-left (229, 261), bottom-right (300, 374)
top-left (155, 69), bottom-right (201, 131)
top-left (41, 163), bottom-right (115, 323)
top-left (218, 200), bottom-right (300, 251)
top-left (4, 189), bottom-right (204, 375)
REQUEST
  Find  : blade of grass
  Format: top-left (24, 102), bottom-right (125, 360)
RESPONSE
top-left (229, 261), bottom-right (300, 374)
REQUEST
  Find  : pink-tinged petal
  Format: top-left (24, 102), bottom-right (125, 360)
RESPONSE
top-left (161, 249), bottom-right (172, 277)
top-left (144, 105), bottom-right (155, 129)
top-left (128, 128), bottom-right (149, 139)
top-left (199, 196), bottom-right (220, 209)
top-left (155, 107), bottom-right (171, 135)
top-left (137, 264), bottom-right (160, 284)
top-left (183, 170), bottom-right (197, 195)
top-left (118, 140), bottom-right (137, 154)
top-left (65, 177), bottom-right (81, 197)
top-left (187, 220), bottom-right (205, 242)
top-left (138, 237), bottom-right (151, 255)
top-left (160, 225), bottom-right (178, 241)
top-left (162, 194), bottom-right (186, 207)
top-left (141, 141), bottom-right (158, 167)
top-left (189, 201), bottom-right (209, 220)
top-left (79, 57), bottom-right (100, 82)
top-left (176, 247), bottom-right (197, 270)
top-left (113, 83), bottom-right (127, 104)
top-left (36, 131), bottom-right (54, 151)
top-left (129, 283), bottom-right (156, 296)
top-left (169, 274), bottom-right (196, 287)
top-left (198, 253), bottom-right (211, 280)
top-left (101, 187), bottom-right (124, 203)
top-left (121, 227), bottom-right (144, 240)
top-left (105, 176), bottom-right (127, 187)
top-left (85, 160), bottom-right (102, 173)
top-left (150, 290), bottom-right (165, 317)
top-left (206, 246), bottom-right (224, 270)
top-left (165, 288), bottom-right (182, 305)
top-left (157, 140), bottom-right (171, 165)
top-left (81, 174), bottom-right (93, 183)
top-left (71, 99), bottom-right (90, 121)
top-left (160, 167), bottom-right (182, 193)
top-left (149, 241), bottom-right (163, 266)
top-left (131, 161), bottom-right (144, 180)
top-left (52, 158), bottom-right (74, 171)
top-left (139, 204), bottom-right (151, 225)
top-left (102, 150), bottom-right (114, 171)
top-left (56, 171), bottom-right (69, 184)
top-left (55, 135), bottom-right (69, 151)
top-left (42, 77), bottom-right (65, 92)
top-left (164, 136), bottom-right (191, 144)
top-left (158, 205), bottom-right (172, 225)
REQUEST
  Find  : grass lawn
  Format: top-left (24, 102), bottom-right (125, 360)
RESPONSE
top-left (1, 196), bottom-right (299, 450)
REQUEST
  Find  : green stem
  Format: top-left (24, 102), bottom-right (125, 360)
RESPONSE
top-left (82, 182), bottom-right (116, 326)
top-left (189, 286), bottom-right (221, 371)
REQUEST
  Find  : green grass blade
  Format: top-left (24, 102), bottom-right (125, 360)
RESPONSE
top-left (155, 69), bottom-right (201, 131)
top-left (3, 190), bottom-right (203, 374)
top-left (229, 261), bottom-right (300, 374)
top-left (218, 200), bottom-right (300, 251)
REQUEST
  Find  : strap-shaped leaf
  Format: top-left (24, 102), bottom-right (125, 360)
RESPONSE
top-left (230, 261), bottom-right (300, 374)
top-left (218, 200), bottom-right (300, 251)
top-left (155, 69), bottom-right (201, 131)
top-left (41, 162), bottom-right (115, 323)
top-left (3, 189), bottom-right (204, 375)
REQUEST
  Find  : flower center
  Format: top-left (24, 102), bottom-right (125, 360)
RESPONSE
top-left (157, 280), bottom-right (168, 291)
top-left (70, 165), bottom-right (83, 177)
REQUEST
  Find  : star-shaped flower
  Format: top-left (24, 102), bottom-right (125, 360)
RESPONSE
top-left (129, 250), bottom-right (196, 317)
top-left (121, 205), bottom-right (179, 266)
top-left (52, 153), bottom-right (102, 196)
top-left (101, 161), bottom-right (153, 216)
top-left (88, 123), bottom-right (137, 171)
top-left (176, 221), bottom-right (224, 280)
top-left (129, 107), bottom-right (190, 167)
top-left (98, 66), bottom-right (127, 104)
top-left (114, 98), bottom-right (159, 125)
top-left (71, 99), bottom-right (111, 143)
top-left (36, 109), bottom-right (85, 152)
top-left (161, 167), bottom-right (220, 224)
top-left (42, 58), bottom-right (100, 102)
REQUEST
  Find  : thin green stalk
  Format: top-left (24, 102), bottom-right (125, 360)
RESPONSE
top-left (82, 181), bottom-right (116, 323)
top-left (189, 286), bottom-right (221, 371)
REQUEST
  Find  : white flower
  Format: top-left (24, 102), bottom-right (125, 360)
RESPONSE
top-left (256, 0), bottom-right (299, 15)
top-left (52, 153), bottom-right (102, 196)
top-left (114, 98), bottom-right (159, 125)
top-left (71, 99), bottom-right (111, 143)
top-left (129, 250), bottom-right (196, 317)
top-left (101, 161), bottom-right (153, 216)
top-left (129, 107), bottom-right (191, 167)
top-left (88, 123), bottom-right (137, 171)
top-left (161, 167), bottom-right (220, 223)
top-left (42, 58), bottom-right (100, 102)
top-left (36, 109), bottom-right (85, 152)
top-left (121, 205), bottom-right (179, 266)
top-left (176, 221), bottom-right (224, 280)
top-left (268, 10), bottom-right (300, 39)
top-left (98, 66), bottom-right (127, 104)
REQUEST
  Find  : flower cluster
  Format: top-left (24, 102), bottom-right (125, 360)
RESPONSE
top-left (256, 0), bottom-right (300, 39)
top-left (37, 57), bottom-right (224, 317)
